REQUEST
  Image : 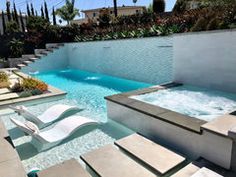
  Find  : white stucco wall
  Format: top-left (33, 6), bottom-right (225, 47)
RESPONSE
top-left (173, 30), bottom-right (236, 93)
top-left (67, 37), bottom-right (173, 84)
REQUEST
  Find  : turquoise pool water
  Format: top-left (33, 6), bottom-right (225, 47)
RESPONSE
top-left (131, 85), bottom-right (236, 121)
top-left (1, 69), bottom-right (151, 171)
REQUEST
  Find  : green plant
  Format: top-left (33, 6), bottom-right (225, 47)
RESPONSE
top-left (19, 91), bottom-right (32, 98)
top-left (5, 21), bottom-right (20, 34)
top-left (22, 78), bottom-right (48, 92)
top-left (55, 0), bottom-right (79, 25)
top-left (8, 38), bottom-right (24, 58)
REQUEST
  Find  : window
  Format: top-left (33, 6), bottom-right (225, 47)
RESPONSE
top-left (93, 13), bottom-right (96, 17)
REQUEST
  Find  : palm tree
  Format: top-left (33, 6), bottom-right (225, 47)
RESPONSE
top-left (113, 0), bottom-right (118, 17)
top-left (55, 0), bottom-right (79, 25)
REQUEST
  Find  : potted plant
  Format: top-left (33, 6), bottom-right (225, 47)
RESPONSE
top-left (7, 38), bottom-right (24, 68)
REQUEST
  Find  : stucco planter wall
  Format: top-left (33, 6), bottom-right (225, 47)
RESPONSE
top-left (8, 57), bottom-right (25, 68)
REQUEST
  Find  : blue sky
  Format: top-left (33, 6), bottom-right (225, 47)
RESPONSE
top-left (0, 0), bottom-right (177, 20)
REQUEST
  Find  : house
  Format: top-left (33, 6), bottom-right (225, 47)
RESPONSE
top-left (72, 5), bottom-right (146, 25)
top-left (0, 13), bottom-right (27, 34)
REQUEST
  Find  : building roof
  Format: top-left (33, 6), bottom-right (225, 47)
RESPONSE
top-left (81, 6), bottom-right (146, 13)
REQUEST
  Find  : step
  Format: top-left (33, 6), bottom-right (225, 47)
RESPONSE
top-left (171, 163), bottom-right (200, 177)
top-left (16, 64), bottom-right (26, 69)
top-left (115, 133), bottom-right (186, 175)
top-left (191, 167), bottom-right (223, 177)
top-left (29, 57), bottom-right (39, 62)
top-left (81, 144), bottom-right (156, 177)
top-left (201, 115), bottom-right (236, 137)
top-left (35, 54), bottom-right (46, 58)
top-left (22, 54), bottom-right (35, 59)
top-left (0, 93), bottom-right (19, 101)
top-left (23, 60), bottom-right (33, 65)
top-left (37, 159), bottom-right (91, 177)
top-left (0, 88), bottom-right (11, 95)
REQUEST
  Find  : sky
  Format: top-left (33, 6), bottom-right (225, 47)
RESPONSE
top-left (0, 0), bottom-right (177, 20)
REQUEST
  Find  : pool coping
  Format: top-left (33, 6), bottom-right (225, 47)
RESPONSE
top-left (105, 82), bottom-right (207, 134)
top-left (0, 69), bottom-right (67, 110)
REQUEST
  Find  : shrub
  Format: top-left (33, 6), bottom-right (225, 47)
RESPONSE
top-left (0, 72), bottom-right (9, 88)
top-left (22, 78), bottom-right (48, 92)
top-left (0, 72), bottom-right (8, 82)
top-left (5, 21), bottom-right (20, 34)
top-left (207, 18), bottom-right (219, 30)
top-left (8, 38), bottom-right (24, 57)
top-left (19, 91), bottom-right (32, 98)
top-left (191, 17), bottom-right (208, 32)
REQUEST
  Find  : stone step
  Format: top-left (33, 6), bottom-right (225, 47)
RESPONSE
top-left (171, 163), bottom-right (200, 177)
top-left (35, 54), bottom-right (46, 58)
top-left (16, 64), bottom-right (26, 69)
top-left (23, 60), bottom-right (33, 65)
top-left (29, 57), bottom-right (39, 62)
top-left (0, 88), bottom-right (11, 95)
top-left (0, 93), bottom-right (19, 101)
top-left (81, 144), bottom-right (156, 177)
top-left (22, 54), bottom-right (35, 59)
top-left (191, 167), bottom-right (223, 177)
top-left (115, 133), bottom-right (186, 175)
top-left (37, 159), bottom-right (91, 177)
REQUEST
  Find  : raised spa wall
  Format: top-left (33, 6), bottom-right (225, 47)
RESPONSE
top-left (105, 83), bottom-right (236, 171)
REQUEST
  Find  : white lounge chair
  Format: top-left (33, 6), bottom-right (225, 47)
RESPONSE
top-left (11, 116), bottom-right (98, 151)
top-left (9, 104), bottom-right (81, 128)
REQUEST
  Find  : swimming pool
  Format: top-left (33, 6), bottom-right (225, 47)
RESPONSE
top-left (1, 69), bottom-right (151, 171)
top-left (130, 85), bottom-right (236, 121)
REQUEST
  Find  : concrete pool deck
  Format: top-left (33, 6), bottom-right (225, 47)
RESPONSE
top-left (105, 82), bottom-right (236, 171)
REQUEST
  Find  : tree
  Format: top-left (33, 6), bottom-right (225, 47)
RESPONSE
top-left (52, 7), bottom-right (57, 25)
top-left (133, 0), bottom-right (138, 6)
top-left (41, 6), bottom-right (45, 19)
top-left (172, 0), bottom-right (187, 12)
top-left (55, 0), bottom-right (79, 25)
top-left (153, 0), bottom-right (165, 13)
top-left (44, 1), bottom-right (50, 22)
top-left (13, 3), bottom-right (19, 24)
top-left (27, 4), bottom-right (31, 16)
top-left (113, 0), bottom-right (118, 17)
top-left (31, 3), bottom-right (35, 16)
top-left (1, 11), bottom-right (6, 34)
top-left (19, 10), bottom-right (25, 32)
top-left (6, 0), bottom-right (11, 21)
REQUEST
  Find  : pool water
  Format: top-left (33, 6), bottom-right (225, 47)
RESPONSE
top-left (131, 85), bottom-right (236, 121)
top-left (1, 69), bottom-right (151, 171)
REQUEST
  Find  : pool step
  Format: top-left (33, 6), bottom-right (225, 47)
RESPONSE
top-left (115, 133), bottom-right (186, 175)
top-left (37, 159), bottom-right (91, 177)
top-left (81, 144), bottom-right (156, 177)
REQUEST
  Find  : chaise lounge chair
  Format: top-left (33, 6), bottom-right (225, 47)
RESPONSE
top-left (9, 104), bottom-right (81, 128)
top-left (10, 116), bottom-right (98, 151)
